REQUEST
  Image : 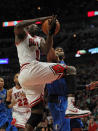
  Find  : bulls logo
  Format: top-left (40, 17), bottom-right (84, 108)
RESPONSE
top-left (50, 64), bottom-right (65, 75)
top-left (29, 38), bottom-right (38, 47)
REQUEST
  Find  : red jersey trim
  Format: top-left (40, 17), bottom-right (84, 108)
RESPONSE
top-left (20, 63), bottom-right (30, 69)
top-left (15, 124), bottom-right (25, 128)
top-left (30, 96), bottom-right (43, 108)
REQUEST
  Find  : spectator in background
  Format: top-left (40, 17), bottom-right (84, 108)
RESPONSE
top-left (88, 116), bottom-right (98, 131)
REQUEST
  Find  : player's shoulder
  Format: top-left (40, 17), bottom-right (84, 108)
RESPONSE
top-left (34, 35), bottom-right (44, 41)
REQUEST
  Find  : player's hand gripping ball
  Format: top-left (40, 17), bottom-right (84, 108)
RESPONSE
top-left (42, 19), bottom-right (60, 35)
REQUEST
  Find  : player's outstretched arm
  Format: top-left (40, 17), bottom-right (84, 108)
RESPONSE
top-left (14, 16), bottom-right (52, 44)
top-left (86, 81), bottom-right (98, 90)
top-left (14, 16), bottom-right (52, 35)
top-left (15, 16), bottom-right (52, 29)
top-left (40, 16), bottom-right (57, 54)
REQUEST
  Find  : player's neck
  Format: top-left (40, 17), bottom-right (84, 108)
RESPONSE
top-left (0, 87), bottom-right (3, 91)
top-left (15, 85), bottom-right (21, 89)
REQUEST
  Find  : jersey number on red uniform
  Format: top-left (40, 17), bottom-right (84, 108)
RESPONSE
top-left (18, 98), bottom-right (28, 106)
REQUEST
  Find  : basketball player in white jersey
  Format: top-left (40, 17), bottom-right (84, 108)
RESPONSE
top-left (14, 15), bottom-right (76, 130)
top-left (6, 73), bottom-right (31, 131)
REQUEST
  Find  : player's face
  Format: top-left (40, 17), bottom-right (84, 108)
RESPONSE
top-left (27, 24), bottom-right (39, 36)
top-left (0, 78), bottom-right (4, 88)
top-left (55, 47), bottom-right (64, 58)
top-left (14, 73), bottom-right (19, 84)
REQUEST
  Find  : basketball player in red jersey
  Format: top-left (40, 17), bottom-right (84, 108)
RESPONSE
top-left (14, 15), bottom-right (76, 130)
top-left (6, 73), bottom-right (31, 131)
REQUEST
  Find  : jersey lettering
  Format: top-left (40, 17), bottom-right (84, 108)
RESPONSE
top-left (29, 38), bottom-right (38, 47)
top-left (14, 91), bottom-right (25, 99)
top-left (17, 99), bottom-right (22, 106)
top-left (17, 98), bottom-right (28, 107)
top-left (16, 34), bottom-right (41, 65)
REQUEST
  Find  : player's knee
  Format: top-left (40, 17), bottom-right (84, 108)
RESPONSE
top-left (67, 66), bottom-right (76, 75)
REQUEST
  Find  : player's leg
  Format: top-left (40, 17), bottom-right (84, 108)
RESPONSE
top-left (0, 109), bottom-right (9, 131)
top-left (6, 108), bottom-right (18, 131)
top-left (48, 96), bottom-right (69, 131)
top-left (65, 75), bottom-right (91, 118)
top-left (65, 97), bottom-right (91, 119)
top-left (25, 101), bottom-right (44, 131)
top-left (19, 61), bottom-right (76, 87)
top-left (12, 111), bottom-right (26, 129)
top-left (25, 114), bottom-right (42, 131)
top-left (22, 87), bottom-right (44, 108)
top-left (65, 118), bottom-right (71, 131)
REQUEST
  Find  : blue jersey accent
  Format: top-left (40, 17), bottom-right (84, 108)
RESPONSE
top-left (0, 88), bottom-right (7, 111)
top-left (46, 78), bottom-right (68, 96)
top-left (60, 60), bottom-right (65, 64)
top-left (48, 97), bottom-right (69, 131)
top-left (0, 89), bottom-right (17, 130)
top-left (65, 119), bottom-right (70, 131)
top-left (6, 109), bottom-right (18, 131)
top-left (6, 108), bottom-right (18, 131)
top-left (7, 108), bottom-right (13, 119)
top-left (0, 88), bottom-right (8, 128)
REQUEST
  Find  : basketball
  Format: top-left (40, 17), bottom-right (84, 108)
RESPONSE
top-left (42, 19), bottom-right (60, 35)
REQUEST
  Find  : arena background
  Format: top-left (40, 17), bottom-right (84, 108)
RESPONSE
top-left (0, 0), bottom-right (98, 130)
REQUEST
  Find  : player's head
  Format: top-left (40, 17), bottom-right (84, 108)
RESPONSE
top-left (0, 77), bottom-right (4, 89)
top-left (55, 47), bottom-right (65, 60)
top-left (14, 73), bottom-right (20, 85)
top-left (26, 24), bottom-right (40, 36)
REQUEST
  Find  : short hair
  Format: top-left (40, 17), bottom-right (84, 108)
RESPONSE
top-left (0, 77), bottom-right (4, 80)
top-left (55, 46), bottom-right (64, 52)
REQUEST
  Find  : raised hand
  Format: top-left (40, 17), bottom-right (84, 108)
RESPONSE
top-left (48, 15), bottom-right (57, 35)
top-left (87, 81), bottom-right (98, 90)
